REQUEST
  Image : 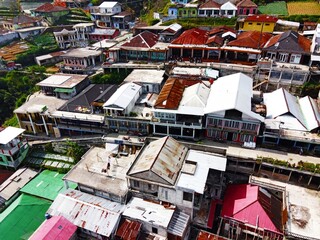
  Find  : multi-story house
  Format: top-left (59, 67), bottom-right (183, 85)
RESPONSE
top-left (262, 88), bottom-right (320, 154)
top-left (103, 82), bottom-right (151, 135)
top-left (310, 23), bottom-right (320, 69)
top-left (33, 3), bottom-right (69, 24)
top-left (158, 23), bottom-right (183, 43)
top-left (54, 23), bottom-right (95, 49)
top-left (90, 1), bottom-right (122, 28)
top-left (0, 127), bottom-right (30, 169)
top-left (36, 73), bottom-right (90, 100)
top-left (126, 136), bottom-right (227, 227)
top-left (152, 79), bottom-right (210, 139)
top-left (205, 73), bottom-right (264, 144)
top-left (59, 47), bottom-right (103, 74)
top-left (112, 11), bottom-right (133, 30)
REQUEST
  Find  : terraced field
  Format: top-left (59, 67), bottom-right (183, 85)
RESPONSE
top-left (287, 2), bottom-right (320, 15)
top-left (258, 1), bottom-right (288, 15)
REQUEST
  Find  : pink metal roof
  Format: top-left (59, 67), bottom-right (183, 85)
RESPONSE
top-left (221, 184), bottom-right (280, 233)
top-left (29, 216), bottom-right (77, 240)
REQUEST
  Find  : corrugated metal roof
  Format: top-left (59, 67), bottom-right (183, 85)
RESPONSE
top-left (29, 216), bottom-right (77, 240)
top-left (227, 31), bottom-right (272, 49)
top-left (103, 83), bottom-right (141, 110)
top-left (264, 89), bottom-right (320, 131)
top-left (155, 78), bottom-right (184, 109)
top-left (123, 197), bottom-right (175, 228)
top-left (221, 2), bottom-right (237, 10)
top-left (177, 150), bottom-right (226, 194)
top-left (20, 170), bottom-right (77, 201)
top-left (167, 210), bottom-right (190, 237)
top-left (121, 31), bottom-right (158, 49)
top-left (99, 1), bottom-right (118, 8)
top-left (123, 69), bottom-right (165, 84)
top-left (47, 189), bottom-right (125, 237)
top-left (128, 136), bottom-right (187, 185)
top-left (171, 28), bottom-right (209, 45)
top-left (180, 82), bottom-right (210, 108)
top-left (0, 168), bottom-right (37, 201)
top-left (0, 126), bottom-right (25, 145)
top-left (221, 184), bottom-right (281, 233)
top-left (0, 194), bottom-right (51, 239)
top-left (205, 73), bottom-right (264, 122)
top-left (116, 218), bottom-right (141, 240)
top-left (236, 0), bottom-right (257, 7)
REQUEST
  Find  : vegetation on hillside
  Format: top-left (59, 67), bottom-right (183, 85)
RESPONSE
top-left (90, 69), bottom-right (133, 85)
top-left (0, 66), bottom-right (47, 126)
top-left (287, 1), bottom-right (320, 15)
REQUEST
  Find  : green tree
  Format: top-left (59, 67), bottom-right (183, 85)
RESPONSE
top-left (66, 141), bottom-right (86, 163)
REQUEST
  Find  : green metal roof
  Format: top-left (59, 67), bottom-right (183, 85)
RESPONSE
top-left (20, 170), bottom-right (77, 201)
top-left (0, 194), bottom-right (51, 240)
top-left (54, 88), bottom-right (74, 93)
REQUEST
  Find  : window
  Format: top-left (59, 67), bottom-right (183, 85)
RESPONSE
top-left (183, 191), bottom-right (193, 202)
top-left (152, 227), bottom-right (158, 234)
top-left (248, 22), bottom-right (253, 25)
top-left (265, 23), bottom-right (270, 26)
top-left (133, 180), bottom-right (140, 188)
top-left (257, 23), bottom-right (261, 26)
top-left (199, 10), bottom-right (204, 15)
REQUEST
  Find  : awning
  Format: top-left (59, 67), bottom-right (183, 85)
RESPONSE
top-left (54, 88), bottom-right (74, 93)
top-left (0, 127), bottom-right (25, 145)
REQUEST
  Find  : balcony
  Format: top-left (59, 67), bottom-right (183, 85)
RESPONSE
top-left (154, 118), bottom-right (202, 129)
top-left (0, 140), bottom-right (28, 156)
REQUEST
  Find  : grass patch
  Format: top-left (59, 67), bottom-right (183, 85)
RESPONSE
top-left (258, 1), bottom-right (288, 15)
top-left (287, 1), bottom-right (320, 15)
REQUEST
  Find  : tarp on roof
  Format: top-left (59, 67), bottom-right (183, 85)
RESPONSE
top-left (0, 127), bottom-right (25, 145)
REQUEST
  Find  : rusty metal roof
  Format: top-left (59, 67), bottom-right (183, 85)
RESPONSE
top-left (116, 218), bottom-right (142, 240)
top-left (47, 189), bottom-right (125, 238)
top-left (154, 78), bottom-right (184, 109)
top-left (128, 136), bottom-right (188, 186)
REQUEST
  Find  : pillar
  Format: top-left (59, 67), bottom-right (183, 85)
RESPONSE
top-left (41, 115), bottom-right (49, 136)
top-left (28, 113), bottom-right (36, 135)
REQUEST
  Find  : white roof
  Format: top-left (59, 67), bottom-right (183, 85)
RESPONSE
top-left (263, 88), bottom-right (320, 131)
top-left (172, 67), bottom-right (203, 76)
top-left (205, 73), bottom-right (264, 121)
top-left (103, 83), bottom-right (141, 110)
top-left (38, 75), bottom-right (70, 86)
top-left (164, 23), bottom-right (182, 33)
top-left (177, 150), bottom-right (227, 194)
top-left (99, 1), bottom-right (119, 8)
top-left (0, 127), bottom-right (25, 145)
top-left (276, 19), bottom-right (300, 28)
top-left (47, 189), bottom-right (125, 237)
top-left (0, 168), bottom-right (37, 201)
top-left (123, 69), bottom-right (165, 84)
top-left (221, 2), bottom-right (237, 10)
top-left (177, 83), bottom-right (210, 116)
top-left (221, 31), bottom-right (237, 39)
top-left (123, 197), bottom-right (175, 228)
top-left (205, 68), bottom-right (219, 79)
top-left (92, 40), bottom-right (117, 48)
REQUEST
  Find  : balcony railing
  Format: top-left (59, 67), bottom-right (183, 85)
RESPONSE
top-left (155, 119), bottom-right (202, 128)
top-left (0, 141), bottom-right (28, 156)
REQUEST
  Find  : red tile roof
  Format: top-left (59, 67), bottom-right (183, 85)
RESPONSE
top-left (207, 35), bottom-right (224, 46)
top-left (263, 34), bottom-right (281, 48)
top-left (121, 31), bottom-right (158, 49)
top-left (171, 28), bottom-right (209, 45)
top-left (245, 15), bottom-right (278, 23)
top-left (155, 78), bottom-right (185, 109)
top-left (199, 0), bottom-right (221, 9)
top-left (237, 0), bottom-right (257, 8)
top-left (221, 184), bottom-right (281, 233)
top-left (35, 3), bottom-right (68, 12)
top-left (13, 15), bottom-right (39, 24)
top-left (227, 31), bottom-right (272, 49)
top-left (0, 169), bottom-right (13, 185)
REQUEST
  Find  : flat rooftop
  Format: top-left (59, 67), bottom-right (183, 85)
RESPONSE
top-left (14, 92), bottom-right (67, 114)
top-left (250, 176), bottom-right (320, 239)
top-left (63, 145), bottom-right (139, 198)
top-left (123, 69), bottom-right (165, 84)
top-left (37, 73), bottom-right (88, 88)
top-left (62, 47), bottom-right (102, 58)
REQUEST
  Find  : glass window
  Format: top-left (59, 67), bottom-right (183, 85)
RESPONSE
top-left (183, 191), bottom-right (193, 201)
